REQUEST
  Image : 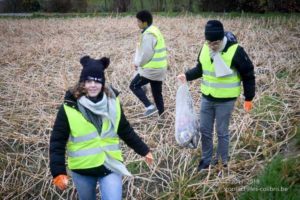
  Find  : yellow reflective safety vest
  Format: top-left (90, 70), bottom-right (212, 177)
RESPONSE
top-left (199, 43), bottom-right (241, 98)
top-left (141, 25), bottom-right (167, 69)
top-left (64, 97), bottom-right (123, 170)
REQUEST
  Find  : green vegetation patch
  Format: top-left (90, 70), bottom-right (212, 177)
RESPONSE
top-left (127, 160), bottom-right (149, 174)
top-left (295, 126), bottom-right (300, 148)
top-left (253, 95), bottom-right (284, 121)
top-left (239, 156), bottom-right (300, 200)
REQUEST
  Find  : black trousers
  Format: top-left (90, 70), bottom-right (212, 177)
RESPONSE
top-left (129, 74), bottom-right (164, 115)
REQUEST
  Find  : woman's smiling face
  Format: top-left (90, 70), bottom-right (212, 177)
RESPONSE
top-left (84, 80), bottom-right (102, 97)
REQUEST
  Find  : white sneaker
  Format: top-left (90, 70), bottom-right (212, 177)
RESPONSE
top-left (143, 105), bottom-right (158, 117)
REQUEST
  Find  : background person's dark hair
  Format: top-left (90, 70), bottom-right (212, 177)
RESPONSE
top-left (136, 10), bottom-right (153, 26)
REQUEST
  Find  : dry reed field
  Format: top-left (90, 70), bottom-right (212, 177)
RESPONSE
top-left (0, 15), bottom-right (299, 199)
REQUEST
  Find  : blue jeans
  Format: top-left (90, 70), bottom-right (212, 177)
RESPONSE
top-left (199, 96), bottom-right (236, 164)
top-left (71, 171), bottom-right (122, 200)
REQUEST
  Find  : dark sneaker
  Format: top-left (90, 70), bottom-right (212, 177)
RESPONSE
top-left (143, 107), bottom-right (158, 117)
top-left (197, 160), bottom-right (210, 172)
top-left (212, 159), bottom-right (228, 168)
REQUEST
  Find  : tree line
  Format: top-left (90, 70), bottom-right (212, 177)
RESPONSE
top-left (1, 0), bottom-right (299, 13)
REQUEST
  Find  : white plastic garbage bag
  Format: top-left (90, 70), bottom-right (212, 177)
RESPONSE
top-left (175, 83), bottom-right (200, 149)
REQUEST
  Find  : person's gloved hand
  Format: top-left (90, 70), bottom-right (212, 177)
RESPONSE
top-left (53, 174), bottom-right (68, 191)
top-left (244, 101), bottom-right (253, 112)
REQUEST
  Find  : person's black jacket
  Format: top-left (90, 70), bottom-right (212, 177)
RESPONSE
top-left (185, 33), bottom-right (255, 102)
top-left (49, 88), bottom-right (150, 178)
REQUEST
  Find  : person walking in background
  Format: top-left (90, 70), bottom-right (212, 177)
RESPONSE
top-left (177, 20), bottom-right (255, 171)
top-left (49, 55), bottom-right (153, 200)
top-left (130, 10), bottom-right (168, 117)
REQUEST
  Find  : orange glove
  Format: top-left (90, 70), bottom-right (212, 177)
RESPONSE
top-left (244, 101), bottom-right (253, 112)
top-left (144, 152), bottom-right (154, 165)
top-left (53, 174), bottom-right (68, 191)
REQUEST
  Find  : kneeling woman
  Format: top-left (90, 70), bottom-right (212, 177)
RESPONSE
top-left (49, 56), bottom-right (153, 200)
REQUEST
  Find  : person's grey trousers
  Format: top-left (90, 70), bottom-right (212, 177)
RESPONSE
top-left (199, 96), bottom-right (236, 165)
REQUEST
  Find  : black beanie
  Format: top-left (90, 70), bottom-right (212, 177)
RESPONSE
top-left (136, 10), bottom-right (153, 26)
top-left (205, 20), bottom-right (224, 42)
top-left (79, 56), bottom-right (110, 85)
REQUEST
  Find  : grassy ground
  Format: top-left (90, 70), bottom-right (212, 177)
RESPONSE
top-left (239, 156), bottom-right (300, 200)
top-left (0, 14), bottom-right (299, 199)
top-left (239, 125), bottom-right (300, 199)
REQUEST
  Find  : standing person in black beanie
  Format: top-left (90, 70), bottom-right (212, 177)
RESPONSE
top-left (177, 20), bottom-right (255, 171)
top-left (130, 10), bottom-right (168, 117)
top-left (49, 55), bottom-right (153, 200)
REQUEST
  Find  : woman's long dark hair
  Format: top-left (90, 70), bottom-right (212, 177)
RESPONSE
top-left (70, 82), bottom-right (113, 100)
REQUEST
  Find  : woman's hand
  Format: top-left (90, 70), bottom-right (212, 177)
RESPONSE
top-left (244, 101), bottom-right (253, 112)
top-left (177, 74), bottom-right (187, 84)
top-left (53, 174), bottom-right (68, 191)
top-left (144, 152), bottom-right (154, 165)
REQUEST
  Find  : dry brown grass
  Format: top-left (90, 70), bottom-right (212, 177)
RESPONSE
top-left (0, 15), bottom-right (299, 199)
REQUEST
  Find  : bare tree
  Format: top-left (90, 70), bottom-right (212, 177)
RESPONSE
top-left (71, 0), bottom-right (87, 12)
top-left (114, 0), bottom-right (130, 12)
top-left (4, 0), bottom-right (23, 12)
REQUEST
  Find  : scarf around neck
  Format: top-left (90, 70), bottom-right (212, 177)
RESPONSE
top-left (209, 36), bottom-right (228, 58)
top-left (78, 94), bottom-right (109, 116)
top-left (77, 94), bottom-right (109, 134)
top-left (209, 36), bottom-right (233, 77)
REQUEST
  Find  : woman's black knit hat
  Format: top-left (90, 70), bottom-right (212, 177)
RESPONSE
top-left (205, 20), bottom-right (224, 42)
top-left (79, 56), bottom-right (110, 85)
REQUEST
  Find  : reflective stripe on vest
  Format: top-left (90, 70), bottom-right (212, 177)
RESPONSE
top-left (199, 43), bottom-right (241, 98)
top-left (64, 97), bottom-right (123, 170)
top-left (142, 25), bottom-right (167, 69)
top-left (68, 144), bottom-right (119, 157)
top-left (202, 70), bottom-right (238, 78)
top-left (202, 80), bottom-right (241, 88)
